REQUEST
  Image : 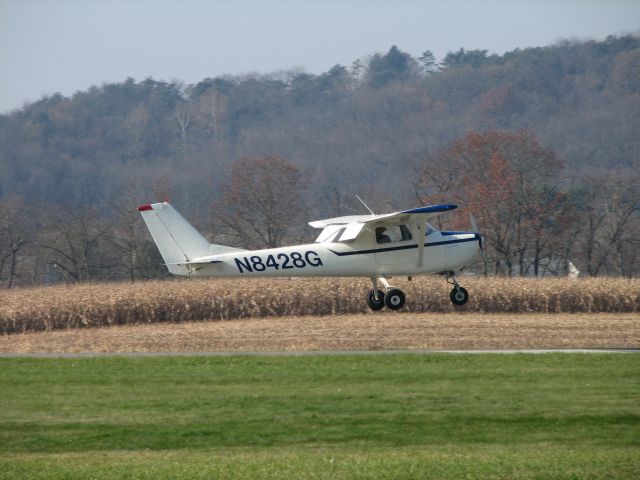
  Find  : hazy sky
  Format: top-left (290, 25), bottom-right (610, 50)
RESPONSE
top-left (1, 0), bottom-right (639, 113)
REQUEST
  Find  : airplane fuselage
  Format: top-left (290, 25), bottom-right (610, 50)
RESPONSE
top-left (180, 230), bottom-right (481, 278)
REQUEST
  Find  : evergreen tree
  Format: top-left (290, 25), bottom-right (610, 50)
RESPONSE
top-left (366, 45), bottom-right (415, 88)
top-left (418, 50), bottom-right (438, 73)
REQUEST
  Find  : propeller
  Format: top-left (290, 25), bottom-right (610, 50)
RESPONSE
top-left (470, 213), bottom-right (487, 264)
top-left (470, 213), bottom-right (478, 233)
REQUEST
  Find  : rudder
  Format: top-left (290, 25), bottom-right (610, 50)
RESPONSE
top-left (137, 202), bottom-right (212, 275)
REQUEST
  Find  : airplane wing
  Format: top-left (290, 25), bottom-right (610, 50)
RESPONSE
top-left (309, 204), bottom-right (457, 228)
top-left (308, 214), bottom-right (374, 229)
top-left (359, 204), bottom-right (458, 226)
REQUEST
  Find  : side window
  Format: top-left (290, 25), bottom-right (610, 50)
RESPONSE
top-left (399, 225), bottom-right (413, 241)
top-left (376, 225), bottom-right (412, 244)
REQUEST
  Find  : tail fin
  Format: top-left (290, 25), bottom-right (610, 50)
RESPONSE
top-left (137, 202), bottom-right (242, 275)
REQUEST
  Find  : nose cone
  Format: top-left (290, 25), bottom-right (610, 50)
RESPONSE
top-left (443, 231), bottom-right (483, 270)
top-left (474, 232), bottom-right (486, 262)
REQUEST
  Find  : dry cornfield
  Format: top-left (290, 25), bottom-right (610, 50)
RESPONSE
top-left (0, 277), bottom-right (638, 334)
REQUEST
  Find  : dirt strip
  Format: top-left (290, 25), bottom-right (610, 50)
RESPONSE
top-left (0, 313), bottom-right (638, 354)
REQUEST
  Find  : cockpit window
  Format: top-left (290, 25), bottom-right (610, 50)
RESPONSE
top-left (425, 223), bottom-right (436, 236)
top-left (376, 224), bottom-right (413, 244)
top-left (315, 225), bottom-right (344, 243)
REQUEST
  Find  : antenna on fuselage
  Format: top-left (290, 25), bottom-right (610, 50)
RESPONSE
top-left (355, 194), bottom-right (375, 215)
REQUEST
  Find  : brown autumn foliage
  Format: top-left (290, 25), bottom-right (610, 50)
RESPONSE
top-left (0, 277), bottom-right (638, 334)
top-left (417, 130), bottom-right (572, 277)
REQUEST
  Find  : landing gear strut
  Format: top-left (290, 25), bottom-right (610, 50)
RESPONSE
top-left (445, 272), bottom-right (469, 306)
top-left (366, 277), bottom-right (406, 311)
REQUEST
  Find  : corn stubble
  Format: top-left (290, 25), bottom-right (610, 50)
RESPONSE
top-left (0, 277), bottom-right (638, 334)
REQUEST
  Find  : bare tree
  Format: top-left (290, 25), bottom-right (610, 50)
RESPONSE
top-left (0, 197), bottom-right (33, 288)
top-left (196, 89), bottom-right (226, 137)
top-left (575, 170), bottom-right (640, 276)
top-left (124, 104), bottom-right (150, 158)
top-left (39, 204), bottom-right (104, 283)
top-left (102, 183), bottom-right (164, 282)
top-left (175, 100), bottom-right (193, 152)
top-left (211, 156), bottom-right (307, 249)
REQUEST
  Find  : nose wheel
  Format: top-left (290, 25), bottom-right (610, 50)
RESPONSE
top-left (445, 272), bottom-right (469, 306)
top-left (450, 286), bottom-right (469, 305)
top-left (366, 278), bottom-right (406, 311)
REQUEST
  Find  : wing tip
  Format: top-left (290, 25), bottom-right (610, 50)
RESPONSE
top-left (138, 201), bottom-right (171, 212)
top-left (402, 204), bottom-right (458, 215)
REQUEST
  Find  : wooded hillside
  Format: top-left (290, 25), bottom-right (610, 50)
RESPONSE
top-left (0, 35), bottom-right (639, 285)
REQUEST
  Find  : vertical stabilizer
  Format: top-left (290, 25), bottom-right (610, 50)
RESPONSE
top-left (137, 202), bottom-right (211, 274)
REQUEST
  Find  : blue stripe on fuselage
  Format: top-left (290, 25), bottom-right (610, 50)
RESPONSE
top-left (440, 231), bottom-right (473, 236)
top-left (328, 235), bottom-right (479, 257)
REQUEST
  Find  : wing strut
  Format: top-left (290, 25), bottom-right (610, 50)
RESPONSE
top-left (412, 221), bottom-right (425, 267)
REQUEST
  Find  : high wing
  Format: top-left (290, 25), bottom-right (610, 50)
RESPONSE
top-left (309, 204), bottom-right (457, 229)
top-left (361, 204), bottom-right (458, 226)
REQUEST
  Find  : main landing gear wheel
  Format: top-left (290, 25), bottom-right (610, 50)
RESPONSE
top-left (450, 286), bottom-right (469, 306)
top-left (384, 289), bottom-right (406, 310)
top-left (366, 289), bottom-right (386, 311)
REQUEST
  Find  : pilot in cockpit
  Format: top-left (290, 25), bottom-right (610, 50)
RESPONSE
top-left (376, 227), bottom-right (391, 243)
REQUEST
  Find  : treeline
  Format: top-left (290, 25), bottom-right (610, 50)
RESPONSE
top-left (0, 35), bottom-right (639, 285)
top-left (1, 143), bottom-right (638, 286)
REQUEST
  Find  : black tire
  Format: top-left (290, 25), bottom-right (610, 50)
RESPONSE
top-left (384, 288), bottom-right (406, 310)
top-left (450, 286), bottom-right (469, 306)
top-left (366, 289), bottom-right (386, 311)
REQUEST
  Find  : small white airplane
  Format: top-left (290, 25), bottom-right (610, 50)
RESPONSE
top-left (138, 201), bottom-right (484, 310)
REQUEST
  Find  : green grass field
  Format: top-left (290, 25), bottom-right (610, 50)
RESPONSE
top-left (0, 354), bottom-right (638, 479)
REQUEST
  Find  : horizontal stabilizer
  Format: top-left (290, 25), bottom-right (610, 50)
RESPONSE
top-left (167, 260), bottom-right (224, 266)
